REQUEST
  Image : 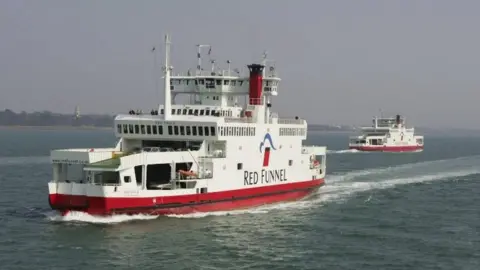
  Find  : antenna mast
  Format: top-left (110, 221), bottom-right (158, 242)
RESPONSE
top-left (196, 44), bottom-right (211, 75)
top-left (163, 34), bottom-right (172, 120)
top-left (226, 60), bottom-right (231, 76)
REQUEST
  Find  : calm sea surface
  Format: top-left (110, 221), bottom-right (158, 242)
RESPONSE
top-left (0, 128), bottom-right (479, 269)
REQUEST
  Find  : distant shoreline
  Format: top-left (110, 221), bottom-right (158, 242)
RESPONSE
top-left (0, 125), bottom-right (112, 131)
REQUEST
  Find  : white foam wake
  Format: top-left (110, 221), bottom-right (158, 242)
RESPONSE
top-left (46, 155), bottom-right (480, 222)
top-left (167, 155), bottom-right (480, 218)
top-left (46, 211), bottom-right (158, 224)
top-left (327, 149), bottom-right (360, 154)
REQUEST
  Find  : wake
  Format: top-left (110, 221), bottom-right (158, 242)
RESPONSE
top-left (327, 149), bottom-right (360, 154)
top-left (45, 155), bottom-right (480, 223)
top-left (167, 155), bottom-right (480, 219)
top-left (46, 211), bottom-right (158, 224)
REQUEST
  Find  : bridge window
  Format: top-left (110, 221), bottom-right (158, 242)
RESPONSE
top-left (210, 126), bottom-right (216, 136)
top-left (204, 126), bottom-right (209, 136)
top-left (216, 79), bottom-right (221, 85)
top-left (177, 109), bottom-right (181, 114)
top-left (231, 80), bottom-right (236, 86)
top-left (198, 126), bottom-right (203, 136)
top-left (152, 125), bottom-right (157, 134)
top-left (188, 109), bottom-right (193, 115)
top-left (183, 109), bottom-right (187, 115)
top-left (200, 109), bottom-right (204, 116)
top-left (224, 80), bottom-right (229, 85)
top-left (135, 125), bottom-right (140, 134)
top-left (180, 126), bottom-right (185, 136)
top-left (289, 160), bottom-right (293, 166)
top-left (237, 163), bottom-right (243, 170)
top-left (194, 109), bottom-right (199, 115)
top-left (211, 110), bottom-right (216, 115)
top-left (158, 125), bottom-right (163, 135)
top-left (206, 79), bottom-right (214, 88)
top-left (186, 126), bottom-right (191, 135)
top-left (205, 110), bottom-right (210, 116)
top-left (199, 79), bottom-right (204, 85)
top-left (117, 124), bottom-right (122, 133)
top-left (174, 126), bottom-right (179, 135)
top-left (160, 109), bottom-right (164, 114)
top-left (129, 125), bottom-right (134, 133)
top-left (192, 126), bottom-right (197, 136)
top-left (147, 125), bottom-right (151, 134)
top-left (124, 176), bottom-right (131, 183)
top-left (141, 125), bottom-right (146, 134)
top-left (168, 126), bottom-right (173, 135)
top-left (123, 124), bottom-right (128, 134)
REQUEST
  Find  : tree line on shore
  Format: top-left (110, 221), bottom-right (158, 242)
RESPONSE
top-left (0, 109), bottom-right (113, 127)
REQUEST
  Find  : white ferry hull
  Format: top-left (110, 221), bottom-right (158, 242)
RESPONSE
top-left (349, 114), bottom-right (424, 153)
top-left (46, 36), bottom-right (328, 218)
top-left (349, 145), bottom-right (423, 152)
top-left (49, 179), bottom-right (324, 216)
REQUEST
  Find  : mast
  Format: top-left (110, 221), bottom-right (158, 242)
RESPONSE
top-left (196, 44), bottom-right (211, 75)
top-left (163, 34), bottom-right (172, 120)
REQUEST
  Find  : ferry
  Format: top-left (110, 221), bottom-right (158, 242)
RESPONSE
top-left (48, 35), bottom-right (327, 216)
top-left (348, 114), bottom-right (424, 152)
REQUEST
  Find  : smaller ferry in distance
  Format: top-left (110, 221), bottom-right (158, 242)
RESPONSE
top-left (348, 114), bottom-right (424, 152)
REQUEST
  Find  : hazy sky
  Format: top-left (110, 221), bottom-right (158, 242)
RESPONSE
top-left (1, 0), bottom-right (479, 128)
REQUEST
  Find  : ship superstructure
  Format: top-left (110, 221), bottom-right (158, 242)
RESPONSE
top-left (48, 35), bottom-right (327, 216)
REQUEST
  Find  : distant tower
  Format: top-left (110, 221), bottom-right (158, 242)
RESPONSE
top-left (74, 105), bottom-right (80, 119)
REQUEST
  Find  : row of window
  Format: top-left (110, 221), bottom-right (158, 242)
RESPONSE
top-left (160, 108), bottom-right (233, 117)
top-left (170, 79), bottom-right (279, 87)
top-left (219, 126), bottom-right (256, 137)
top-left (117, 124), bottom-right (216, 137)
top-left (171, 79), bottom-right (246, 87)
top-left (118, 124), bottom-right (304, 138)
top-left (280, 127), bottom-right (306, 136)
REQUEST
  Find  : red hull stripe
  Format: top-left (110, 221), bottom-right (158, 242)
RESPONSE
top-left (349, 145), bottom-right (423, 152)
top-left (49, 179), bottom-right (324, 215)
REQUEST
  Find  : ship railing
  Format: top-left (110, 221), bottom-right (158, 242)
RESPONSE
top-left (175, 171), bottom-right (213, 180)
top-left (201, 150), bottom-right (226, 158)
top-left (94, 182), bottom-right (122, 187)
top-left (224, 117), bottom-right (255, 123)
top-left (51, 148), bottom-right (120, 165)
top-left (278, 118), bottom-right (304, 125)
top-left (141, 147), bottom-right (191, 153)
